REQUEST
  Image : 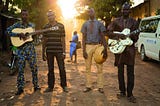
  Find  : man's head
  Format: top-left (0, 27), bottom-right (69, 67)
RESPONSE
top-left (88, 8), bottom-right (95, 20)
top-left (47, 10), bottom-right (56, 23)
top-left (21, 9), bottom-right (29, 23)
top-left (121, 2), bottom-right (131, 18)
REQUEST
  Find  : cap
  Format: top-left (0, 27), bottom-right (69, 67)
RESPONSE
top-left (122, 2), bottom-right (131, 9)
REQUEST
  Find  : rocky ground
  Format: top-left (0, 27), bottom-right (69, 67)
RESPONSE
top-left (0, 44), bottom-right (160, 106)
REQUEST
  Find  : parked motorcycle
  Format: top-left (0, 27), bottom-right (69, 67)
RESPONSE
top-left (8, 46), bottom-right (18, 75)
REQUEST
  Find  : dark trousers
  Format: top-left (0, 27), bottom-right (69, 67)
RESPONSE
top-left (118, 64), bottom-right (134, 97)
top-left (46, 52), bottom-right (67, 89)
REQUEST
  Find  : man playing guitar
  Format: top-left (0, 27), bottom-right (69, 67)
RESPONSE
top-left (107, 2), bottom-right (139, 103)
top-left (7, 9), bottom-right (40, 95)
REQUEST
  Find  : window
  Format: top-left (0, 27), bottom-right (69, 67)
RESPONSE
top-left (140, 19), bottom-right (159, 33)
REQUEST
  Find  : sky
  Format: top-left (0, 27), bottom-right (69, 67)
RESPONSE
top-left (132, 0), bottom-right (144, 7)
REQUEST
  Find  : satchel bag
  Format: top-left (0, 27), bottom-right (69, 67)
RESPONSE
top-left (76, 41), bottom-right (81, 49)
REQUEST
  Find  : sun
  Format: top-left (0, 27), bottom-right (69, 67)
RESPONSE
top-left (57, 0), bottom-right (78, 19)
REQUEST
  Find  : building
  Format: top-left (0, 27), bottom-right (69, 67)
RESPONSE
top-left (0, 13), bottom-right (20, 51)
top-left (130, 0), bottom-right (160, 20)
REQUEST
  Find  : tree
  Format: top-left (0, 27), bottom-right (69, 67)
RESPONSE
top-left (0, 0), bottom-right (62, 51)
top-left (75, 0), bottom-right (132, 27)
top-left (1, 0), bottom-right (61, 29)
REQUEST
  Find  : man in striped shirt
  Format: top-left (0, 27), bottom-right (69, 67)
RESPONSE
top-left (42, 10), bottom-right (68, 93)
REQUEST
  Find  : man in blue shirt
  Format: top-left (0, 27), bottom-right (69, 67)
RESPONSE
top-left (81, 8), bottom-right (107, 93)
top-left (7, 9), bottom-right (40, 95)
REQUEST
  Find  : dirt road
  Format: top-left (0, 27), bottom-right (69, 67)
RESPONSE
top-left (0, 44), bottom-right (160, 106)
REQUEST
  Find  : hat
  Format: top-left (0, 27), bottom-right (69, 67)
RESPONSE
top-left (122, 2), bottom-right (131, 9)
top-left (94, 45), bottom-right (107, 64)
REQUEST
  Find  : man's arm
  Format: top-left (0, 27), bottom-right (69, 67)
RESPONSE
top-left (62, 36), bottom-right (66, 54)
top-left (42, 36), bottom-right (47, 61)
top-left (6, 23), bottom-right (19, 36)
top-left (82, 33), bottom-right (86, 53)
top-left (82, 32), bottom-right (88, 59)
top-left (61, 24), bottom-right (66, 58)
top-left (100, 32), bottom-right (107, 49)
top-left (106, 21), bottom-right (126, 39)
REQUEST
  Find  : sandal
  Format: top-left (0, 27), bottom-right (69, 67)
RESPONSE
top-left (117, 93), bottom-right (126, 99)
top-left (127, 96), bottom-right (136, 103)
top-left (98, 88), bottom-right (104, 93)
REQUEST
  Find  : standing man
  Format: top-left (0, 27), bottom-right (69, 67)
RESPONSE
top-left (7, 9), bottom-right (40, 95)
top-left (42, 10), bottom-right (68, 93)
top-left (81, 8), bottom-right (107, 93)
top-left (107, 2), bottom-right (139, 103)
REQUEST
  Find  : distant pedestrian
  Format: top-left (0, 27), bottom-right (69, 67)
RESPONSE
top-left (69, 31), bottom-right (79, 63)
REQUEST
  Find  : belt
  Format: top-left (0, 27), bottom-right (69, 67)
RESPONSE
top-left (86, 42), bottom-right (100, 45)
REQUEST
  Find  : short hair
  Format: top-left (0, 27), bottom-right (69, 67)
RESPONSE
top-left (88, 8), bottom-right (95, 14)
top-left (47, 10), bottom-right (55, 17)
top-left (21, 9), bottom-right (28, 13)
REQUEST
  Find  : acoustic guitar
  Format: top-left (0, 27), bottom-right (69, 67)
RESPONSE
top-left (10, 26), bottom-right (59, 47)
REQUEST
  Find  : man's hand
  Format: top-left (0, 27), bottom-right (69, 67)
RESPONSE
top-left (42, 52), bottom-right (47, 61)
top-left (18, 33), bottom-right (27, 40)
top-left (102, 49), bottom-right (107, 59)
top-left (119, 34), bottom-right (126, 39)
top-left (62, 53), bottom-right (66, 59)
top-left (83, 51), bottom-right (88, 59)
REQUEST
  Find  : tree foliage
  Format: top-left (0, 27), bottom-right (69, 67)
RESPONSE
top-left (75, 0), bottom-right (132, 26)
top-left (1, 0), bottom-right (61, 29)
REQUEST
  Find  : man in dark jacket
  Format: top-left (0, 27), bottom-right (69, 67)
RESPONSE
top-left (107, 2), bottom-right (139, 103)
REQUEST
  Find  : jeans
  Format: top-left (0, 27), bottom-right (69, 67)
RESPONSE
top-left (46, 52), bottom-right (67, 89)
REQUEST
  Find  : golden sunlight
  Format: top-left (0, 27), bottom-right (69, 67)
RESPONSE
top-left (57, 0), bottom-right (78, 19)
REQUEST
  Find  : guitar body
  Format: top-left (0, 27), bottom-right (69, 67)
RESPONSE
top-left (11, 27), bottom-right (34, 47)
top-left (108, 38), bottom-right (133, 54)
top-left (108, 28), bottom-right (133, 54)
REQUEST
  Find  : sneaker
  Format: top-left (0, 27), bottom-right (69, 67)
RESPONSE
top-left (117, 92), bottom-right (126, 99)
top-left (34, 86), bottom-right (41, 92)
top-left (127, 96), bottom-right (136, 103)
top-left (83, 87), bottom-right (92, 93)
top-left (63, 87), bottom-right (69, 93)
top-left (44, 87), bottom-right (53, 93)
top-left (98, 88), bottom-right (104, 93)
top-left (15, 89), bottom-right (24, 95)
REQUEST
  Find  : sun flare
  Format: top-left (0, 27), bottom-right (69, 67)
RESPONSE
top-left (57, 0), bottom-right (78, 19)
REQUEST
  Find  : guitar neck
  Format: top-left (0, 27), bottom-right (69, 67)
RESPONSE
top-left (29, 28), bottom-right (51, 35)
top-left (130, 20), bottom-right (157, 35)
